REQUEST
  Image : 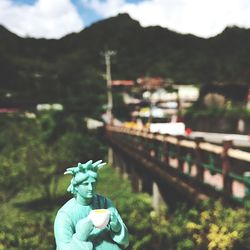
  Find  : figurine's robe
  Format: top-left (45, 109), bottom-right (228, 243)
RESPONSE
top-left (54, 194), bottom-right (129, 250)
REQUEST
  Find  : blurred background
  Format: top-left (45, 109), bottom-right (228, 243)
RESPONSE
top-left (1, 1), bottom-right (250, 249)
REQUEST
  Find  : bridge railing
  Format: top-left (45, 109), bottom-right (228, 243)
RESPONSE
top-left (106, 125), bottom-right (250, 202)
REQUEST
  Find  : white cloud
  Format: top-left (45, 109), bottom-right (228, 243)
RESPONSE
top-left (83, 0), bottom-right (250, 38)
top-left (0, 0), bottom-right (84, 39)
top-left (82, 0), bottom-right (125, 16)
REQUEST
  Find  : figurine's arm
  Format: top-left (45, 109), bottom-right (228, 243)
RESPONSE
top-left (54, 211), bottom-right (93, 250)
top-left (106, 200), bottom-right (129, 248)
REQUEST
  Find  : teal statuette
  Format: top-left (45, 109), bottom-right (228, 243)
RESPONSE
top-left (54, 160), bottom-right (129, 250)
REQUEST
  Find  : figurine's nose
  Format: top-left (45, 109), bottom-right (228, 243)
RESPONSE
top-left (88, 183), bottom-right (93, 191)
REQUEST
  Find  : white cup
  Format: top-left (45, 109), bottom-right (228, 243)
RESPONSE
top-left (88, 209), bottom-right (110, 229)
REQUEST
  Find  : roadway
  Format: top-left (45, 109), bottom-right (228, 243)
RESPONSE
top-left (148, 122), bottom-right (250, 148)
top-left (187, 131), bottom-right (250, 148)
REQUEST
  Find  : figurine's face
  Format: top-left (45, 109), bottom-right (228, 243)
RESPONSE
top-left (76, 176), bottom-right (97, 199)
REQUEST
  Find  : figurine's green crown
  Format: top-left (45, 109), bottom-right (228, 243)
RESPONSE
top-left (64, 160), bottom-right (106, 176)
top-left (64, 160), bottom-right (106, 195)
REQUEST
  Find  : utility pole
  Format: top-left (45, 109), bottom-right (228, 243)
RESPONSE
top-left (104, 50), bottom-right (116, 124)
top-left (103, 50), bottom-right (116, 166)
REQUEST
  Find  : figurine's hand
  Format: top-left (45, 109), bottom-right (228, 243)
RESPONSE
top-left (75, 217), bottom-right (94, 241)
top-left (109, 209), bottom-right (121, 233)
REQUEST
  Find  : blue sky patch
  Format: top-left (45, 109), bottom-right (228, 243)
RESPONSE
top-left (71, 0), bottom-right (102, 27)
top-left (11, 0), bottom-right (36, 5)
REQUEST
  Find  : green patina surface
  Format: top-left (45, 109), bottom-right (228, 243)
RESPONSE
top-left (54, 160), bottom-right (129, 250)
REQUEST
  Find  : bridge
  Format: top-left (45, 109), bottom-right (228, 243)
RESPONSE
top-left (103, 125), bottom-right (250, 208)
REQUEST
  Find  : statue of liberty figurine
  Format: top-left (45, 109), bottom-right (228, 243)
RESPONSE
top-left (54, 160), bottom-right (129, 250)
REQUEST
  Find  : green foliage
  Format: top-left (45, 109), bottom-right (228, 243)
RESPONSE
top-left (0, 113), bottom-right (106, 201)
top-left (184, 103), bottom-right (250, 133)
top-left (185, 105), bottom-right (226, 119)
top-left (0, 115), bottom-right (42, 201)
top-left (185, 201), bottom-right (250, 250)
top-left (0, 208), bottom-right (55, 250)
top-left (1, 113), bottom-right (250, 250)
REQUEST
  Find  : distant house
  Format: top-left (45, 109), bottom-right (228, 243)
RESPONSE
top-left (112, 80), bottom-right (134, 86)
top-left (174, 85), bottom-right (199, 102)
top-left (36, 103), bottom-right (63, 111)
top-left (174, 84), bottom-right (199, 109)
top-left (139, 84), bottom-right (199, 118)
top-left (137, 77), bottom-right (165, 90)
top-left (122, 93), bottom-right (141, 105)
top-left (0, 108), bottom-right (18, 113)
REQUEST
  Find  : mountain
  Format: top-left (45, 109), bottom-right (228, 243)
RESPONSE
top-left (0, 13), bottom-right (249, 107)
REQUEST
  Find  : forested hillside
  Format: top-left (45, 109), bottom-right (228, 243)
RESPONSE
top-left (0, 13), bottom-right (250, 109)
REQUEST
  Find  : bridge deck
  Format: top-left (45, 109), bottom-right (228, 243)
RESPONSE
top-left (104, 125), bottom-right (250, 205)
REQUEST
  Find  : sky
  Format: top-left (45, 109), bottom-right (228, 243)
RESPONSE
top-left (0, 0), bottom-right (250, 39)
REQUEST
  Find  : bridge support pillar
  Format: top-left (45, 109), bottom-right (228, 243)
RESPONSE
top-left (222, 140), bottom-right (233, 196)
top-left (108, 147), bottom-right (113, 166)
top-left (120, 158), bottom-right (129, 180)
top-left (113, 150), bottom-right (130, 179)
top-left (195, 137), bottom-right (204, 181)
top-left (152, 182), bottom-right (163, 211)
top-left (141, 174), bottom-right (153, 195)
top-left (177, 136), bottom-right (185, 172)
top-left (131, 167), bottom-right (141, 193)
